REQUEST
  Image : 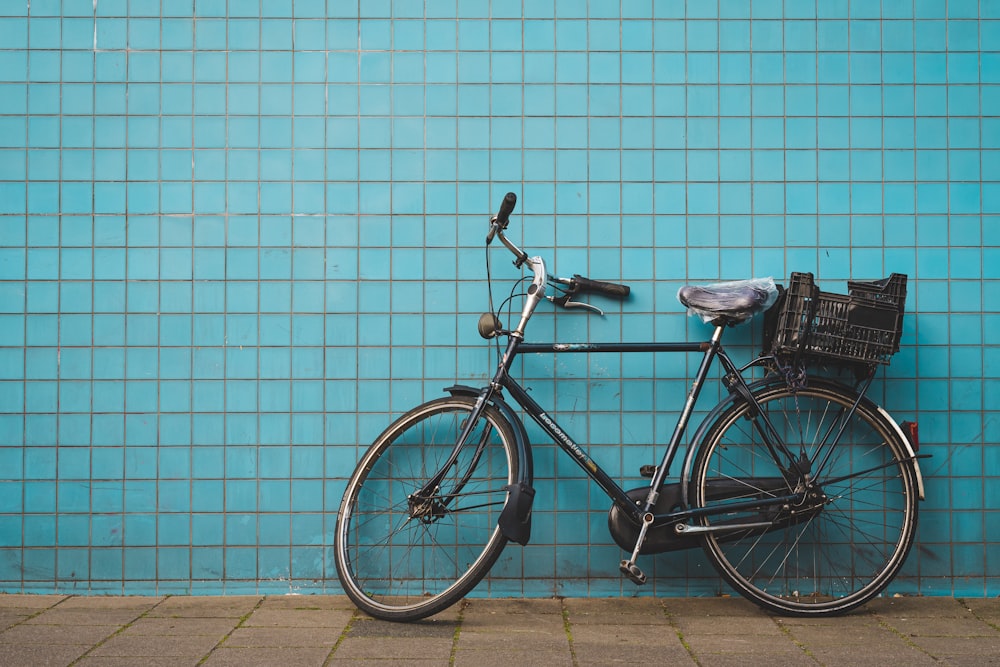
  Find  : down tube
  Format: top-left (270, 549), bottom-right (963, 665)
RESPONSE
top-left (500, 375), bottom-right (639, 519)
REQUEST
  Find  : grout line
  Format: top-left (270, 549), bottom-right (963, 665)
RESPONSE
top-left (560, 597), bottom-right (579, 667)
top-left (447, 598), bottom-right (468, 667)
top-left (67, 595), bottom-right (170, 666)
top-left (194, 595), bottom-right (266, 666)
top-left (771, 617), bottom-right (823, 665)
top-left (659, 599), bottom-right (701, 666)
top-left (323, 607), bottom-right (360, 667)
top-left (871, 611), bottom-right (939, 661)
top-left (959, 597), bottom-right (1000, 633)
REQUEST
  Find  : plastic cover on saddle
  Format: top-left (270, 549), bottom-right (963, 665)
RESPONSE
top-left (677, 277), bottom-right (780, 324)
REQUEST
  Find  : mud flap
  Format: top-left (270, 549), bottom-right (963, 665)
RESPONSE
top-left (499, 481), bottom-right (535, 545)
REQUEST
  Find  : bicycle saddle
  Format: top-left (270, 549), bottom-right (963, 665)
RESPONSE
top-left (677, 278), bottom-right (779, 325)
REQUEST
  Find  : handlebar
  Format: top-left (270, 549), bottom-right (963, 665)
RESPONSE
top-left (485, 192), bottom-right (631, 332)
top-left (569, 274), bottom-right (631, 300)
top-left (495, 192), bottom-right (517, 228)
top-left (487, 192), bottom-right (517, 245)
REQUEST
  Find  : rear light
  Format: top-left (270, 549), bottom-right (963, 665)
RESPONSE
top-left (901, 421), bottom-right (918, 451)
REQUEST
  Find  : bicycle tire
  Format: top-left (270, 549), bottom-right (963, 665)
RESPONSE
top-left (691, 378), bottom-right (918, 616)
top-left (334, 395), bottom-right (518, 621)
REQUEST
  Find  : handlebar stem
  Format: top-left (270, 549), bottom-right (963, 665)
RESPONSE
top-left (490, 225), bottom-right (545, 337)
top-left (513, 255), bottom-right (547, 338)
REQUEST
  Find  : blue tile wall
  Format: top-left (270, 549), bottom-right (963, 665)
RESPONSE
top-left (0, 0), bottom-right (998, 597)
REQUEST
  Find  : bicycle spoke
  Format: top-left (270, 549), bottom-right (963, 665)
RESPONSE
top-left (335, 397), bottom-right (516, 621)
top-left (694, 380), bottom-right (918, 615)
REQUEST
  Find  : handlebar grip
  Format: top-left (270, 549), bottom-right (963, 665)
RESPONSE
top-left (495, 192), bottom-right (517, 228)
top-left (573, 275), bottom-right (631, 299)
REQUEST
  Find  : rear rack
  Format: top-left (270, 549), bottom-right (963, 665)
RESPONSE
top-left (763, 272), bottom-right (907, 367)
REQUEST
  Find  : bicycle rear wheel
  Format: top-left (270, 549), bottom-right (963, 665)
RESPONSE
top-left (334, 395), bottom-right (518, 621)
top-left (692, 379), bottom-right (918, 616)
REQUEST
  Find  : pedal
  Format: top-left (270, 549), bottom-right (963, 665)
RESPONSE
top-left (639, 465), bottom-right (656, 478)
top-left (619, 560), bottom-right (647, 585)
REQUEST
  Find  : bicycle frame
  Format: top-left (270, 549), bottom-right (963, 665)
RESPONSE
top-left (498, 334), bottom-right (805, 527)
top-left (410, 215), bottom-right (882, 571)
top-left (416, 327), bottom-right (811, 534)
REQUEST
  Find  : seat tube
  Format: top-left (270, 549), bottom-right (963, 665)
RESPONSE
top-left (645, 325), bottom-right (725, 508)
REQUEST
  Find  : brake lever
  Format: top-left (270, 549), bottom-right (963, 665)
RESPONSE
top-left (546, 294), bottom-right (605, 316)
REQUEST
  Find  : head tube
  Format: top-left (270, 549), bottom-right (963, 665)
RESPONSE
top-left (513, 256), bottom-right (547, 337)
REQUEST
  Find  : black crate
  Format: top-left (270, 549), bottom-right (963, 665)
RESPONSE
top-left (848, 273), bottom-right (907, 311)
top-left (764, 272), bottom-right (907, 366)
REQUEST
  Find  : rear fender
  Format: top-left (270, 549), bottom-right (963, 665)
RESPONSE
top-left (680, 377), bottom-right (926, 505)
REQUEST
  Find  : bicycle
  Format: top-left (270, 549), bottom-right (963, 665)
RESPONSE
top-left (334, 192), bottom-right (926, 622)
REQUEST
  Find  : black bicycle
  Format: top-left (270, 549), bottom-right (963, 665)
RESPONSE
top-left (334, 193), bottom-right (926, 622)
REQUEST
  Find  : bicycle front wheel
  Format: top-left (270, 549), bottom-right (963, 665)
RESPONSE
top-left (692, 379), bottom-right (918, 616)
top-left (334, 395), bottom-right (518, 621)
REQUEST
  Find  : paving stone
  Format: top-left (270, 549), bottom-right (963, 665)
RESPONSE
top-left (569, 623), bottom-right (683, 647)
top-left (460, 598), bottom-right (567, 635)
top-left (572, 636), bottom-right (694, 664)
top-left (463, 598), bottom-right (564, 616)
top-left (348, 617), bottom-right (457, 638)
top-left (781, 625), bottom-right (906, 647)
top-left (661, 597), bottom-right (768, 618)
top-left (89, 632), bottom-right (221, 658)
top-left (963, 598), bottom-right (1000, 625)
top-left (25, 608), bottom-right (146, 626)
top-left (332, 637), bottom-right (454, 662)
top-left (147, 596), bottom-right (262, 618)
top-left (201, 646), bottom-right (332, 667)
top-left (224, 626), bottom-right (338, 648)
top-left (933, 654), bottom-right (1000, 666)
top-left (76, 657), bottom-right (201, 667)
top-left (681, 632), bottom-right (802, 655)
top-left (671, 614), bottom-right (785, 636)
top-left (0, 595), bottom-right (66, 609)
top-left (774, 611), bottom-right (882, 627)
top-left (119, 616), bottom-right (239, 637)
top-left (243, 608), bottom-right (354, 629)
top-left (908, 635), bottom-right (1000, 656)
top-left (0, 611), bottom-right (31, 631)
top-left (328, 659), bottom-right (442, 666)
top-left (452, 648), bottom-right (574, 667)
top-left (868, 596), bottom-right (972, 618)
top-left (0, 622), bottom-right (119, 645)
top-left (563, 596), bottom-right (668, 625)
top-left (0, 642), bottom-right (91, 666)
top-left (806, 647), bottom-right (939, 666)
top-left (258, 595), bottom-right (356, 611)
top-left (881, 614), bottom-right (1000, 637)
top-left (694, 653), bottom-right (815, 667)
top-left (454, 632), bottom-right (569, 653)
top-left (58, 596), bottom-right (163, 611)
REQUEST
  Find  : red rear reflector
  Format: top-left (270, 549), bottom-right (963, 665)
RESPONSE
top-left (901, 421), bottom-right (918, 451)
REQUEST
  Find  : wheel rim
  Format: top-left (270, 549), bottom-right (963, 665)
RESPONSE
top-left (337, 402), bottom-right (514, 615)
top-left (696, 386), bottom-right (916, 613)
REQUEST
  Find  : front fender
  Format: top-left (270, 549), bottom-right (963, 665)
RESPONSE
top-left (445, 385), bottom-right (535, 544)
